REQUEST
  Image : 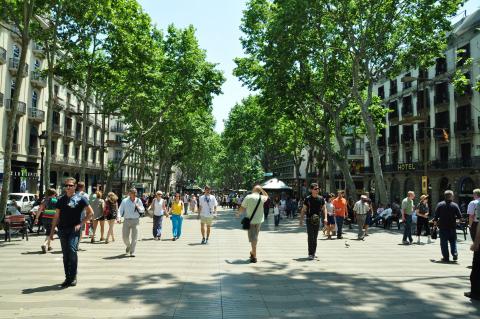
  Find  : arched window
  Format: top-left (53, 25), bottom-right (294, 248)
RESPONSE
top-left (32, 91), bottom-right (38, 109)
top-left (13, 44), bottom-right (20, 59)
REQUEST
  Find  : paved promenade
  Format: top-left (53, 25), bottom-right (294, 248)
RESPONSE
top-left (0, 208), bottom-right (479, 318)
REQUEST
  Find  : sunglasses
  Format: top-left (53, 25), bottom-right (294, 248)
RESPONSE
top-left (65, 184), bottom-right (75, 188)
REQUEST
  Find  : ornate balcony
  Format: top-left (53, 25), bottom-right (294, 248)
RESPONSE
top-left (32, 43), bottom-right (45, 58)
top-left (5, 99), bottom-right (26, 115)
top-left (8, 58), bottom-right (28, 77)
top-left (30, 71), bottom-right (47, 89)
top-left (27, 107), bottom-right (45, 123)
top-left (52, 123), bottom-right (63, 138)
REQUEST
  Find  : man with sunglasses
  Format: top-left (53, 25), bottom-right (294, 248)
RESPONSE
top-left (198, 185), bottom-right (218, 244)
top-left (300, 183), bottom-right (327, 260)
top-left (50, 177), bottom-right (93, 287)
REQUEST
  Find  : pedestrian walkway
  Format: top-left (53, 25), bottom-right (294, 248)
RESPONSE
top-left (0, 209), bottom-right (478, 318)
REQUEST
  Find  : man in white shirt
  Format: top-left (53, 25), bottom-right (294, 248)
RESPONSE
top-left (467, 189), bottom-right (480, 241)
top-left (353, 195), bottom-right (370, 240)
top-left (198, 186), bottom-right (218, 244)
top-left (118, 188), bottom-right (145, 257)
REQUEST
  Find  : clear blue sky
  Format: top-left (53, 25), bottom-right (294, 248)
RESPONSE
top-left (138, 0), bottom-right (479, 133)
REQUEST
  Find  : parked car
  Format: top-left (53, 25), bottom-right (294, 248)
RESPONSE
top-left (7, 193), bottom-right (37, 214)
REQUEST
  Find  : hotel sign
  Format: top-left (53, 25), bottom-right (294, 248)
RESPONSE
top-left (397, 163), bottom-right (416, 171)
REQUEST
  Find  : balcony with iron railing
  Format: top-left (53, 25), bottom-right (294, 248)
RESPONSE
top-left (110, 125), bottom-right (125, 133)
top-left (401, 132), bottom-right (414, 144)
top-left (10, 27), bottom-right (21, 42)
top-left (28, 146), bottom-right (39, 156)
top-left (401, 105), bottom-right (413, 117)
top-left (53, 96), bottom-right (65, 110)
top-left (454, 120), bottom-right (474, 135)
top-left (389, 108), bottom-right (399, 122)
top-left (27, 107), bottom-right (45, 122)
top-left (32, 43), bottom-right (45, 58)
top-left (64, 128), bottom-right (75, 140)
top-left (416, 129), bottom-right (431, 141)
top-left (0, 47), bottom-right (6, 64)
top-left (5, 99), bottom-right (26, 115)
top-left (8, 58), bottom-right (28, 77)
top-left (30, 70), bottom-right (47, 89)
top-left (52, 123), bottom-right (63, 137)
top-left (434, 94), bottom-right (449, 109)
top-left (388, 135), bottom-right (399, 146)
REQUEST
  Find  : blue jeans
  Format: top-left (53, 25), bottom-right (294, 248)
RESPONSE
top-left (152, 215), bottom-right (163, 238)
top-left (439, 228), bottom-right (457, 260)
top-left (274, 214), bottom-right (280, 226)
top-left (335, 216), bottom-right (344, 238)
top-left (171, 215), bottom-right (183, 238)
top-left (403, 214), bottom-right (413, 242)
top-left (58, 228), bottom-right (80, 281)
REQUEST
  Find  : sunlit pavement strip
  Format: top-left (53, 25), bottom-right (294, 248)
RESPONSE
top-left (0, 208), bottom-right (479, 318)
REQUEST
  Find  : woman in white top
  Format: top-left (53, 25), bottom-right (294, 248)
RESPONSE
top-left (325, 194), bottom-right (336, 240)
top-left (148, 191), bottom-right (169, 240)
top-left (189, 196), bottom-right (197, 214)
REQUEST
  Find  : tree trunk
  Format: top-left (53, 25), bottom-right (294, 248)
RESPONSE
top-left (0, 2), bottom-right (33, 222)
top-left (358, 82), bottom-right (387, 204)
top-left (332, 115), bottom-right (357, 197)
top-left (44, 39), bottom-right (55, 193)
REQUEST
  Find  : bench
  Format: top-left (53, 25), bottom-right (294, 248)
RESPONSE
top-left (4, 215), bottom-right (29, 242)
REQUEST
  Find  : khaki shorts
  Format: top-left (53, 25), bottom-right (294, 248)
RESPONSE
top-left (200, 216), bottom-right (213, 226)
top-left (248, 223), bottom-right (261, 242)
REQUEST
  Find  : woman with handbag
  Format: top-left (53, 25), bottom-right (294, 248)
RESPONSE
top-left (104, 192), bottom-right (119, 244)
top-left (90, 190), bottom-right (105, 243)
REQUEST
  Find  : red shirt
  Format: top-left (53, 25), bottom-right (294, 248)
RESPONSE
top-left (332, 197), bottom-right (347, 217)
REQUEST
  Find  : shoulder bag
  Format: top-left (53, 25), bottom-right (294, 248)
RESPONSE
top-left (241, 195), bottom-right (262, 230)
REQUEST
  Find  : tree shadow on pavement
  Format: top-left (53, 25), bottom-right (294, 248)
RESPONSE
top-left (82, 262), bottom-right (480, 319)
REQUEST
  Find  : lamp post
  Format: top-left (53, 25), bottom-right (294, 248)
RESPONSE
top-left (38, 131), bottom-right (48, 200)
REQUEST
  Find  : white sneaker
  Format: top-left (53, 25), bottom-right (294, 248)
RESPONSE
top-left (427, 238), bottom-right (432, 244)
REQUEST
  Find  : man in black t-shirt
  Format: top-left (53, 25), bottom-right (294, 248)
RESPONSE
top-left (299, 183), bottom-right (327, 260)
top-left (50, 177), bottom-right (93, 288)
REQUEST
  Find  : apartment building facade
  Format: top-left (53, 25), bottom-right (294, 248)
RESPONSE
top-left (0, 25), bottom-right (107, 194)
top-left (364, 10), bottom-right (480, 207)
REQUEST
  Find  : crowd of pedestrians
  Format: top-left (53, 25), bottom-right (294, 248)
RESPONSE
top-left (24, 177), bottom-right (480, 301)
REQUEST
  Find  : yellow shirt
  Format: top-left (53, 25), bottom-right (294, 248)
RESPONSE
top-left (171, 201), bottom-right (183, 215)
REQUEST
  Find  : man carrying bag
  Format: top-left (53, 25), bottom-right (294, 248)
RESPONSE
top-left (237, 185), bottom-right (268, 263)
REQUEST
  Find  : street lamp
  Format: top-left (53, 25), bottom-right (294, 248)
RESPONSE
top-left (38, 130), bottom-right (48, 200)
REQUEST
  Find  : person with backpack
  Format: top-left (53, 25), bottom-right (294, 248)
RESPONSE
top-left (299, 183), bottom-right (327, 260)
top-left (34, 188), bottom-right (57, 253)
top-left (118, 188), bottom-right (145, 257)
top-left (148, 191), bottom-right (168, 240)
top-left (236, 185), bottom-right (268, 263)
